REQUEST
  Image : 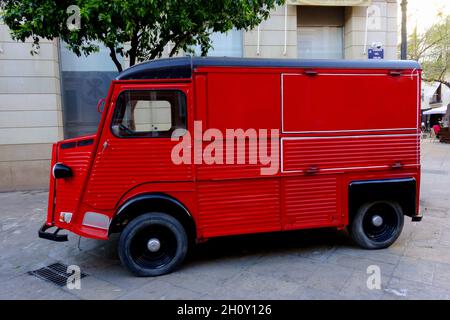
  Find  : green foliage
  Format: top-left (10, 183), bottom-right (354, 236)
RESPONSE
top-left (408, 12), bottom-right (450, 87)
top-left (1, 0), bottom-right (284, 71)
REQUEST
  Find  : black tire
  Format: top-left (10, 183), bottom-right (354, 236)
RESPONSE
top-left (118, 212), bottom-right (188, 276)
top-left (349, 201), bottom-right (404, 250)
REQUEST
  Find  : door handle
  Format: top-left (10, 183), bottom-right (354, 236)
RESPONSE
top-left (102, 140), bottom-right (109, 153)
top-left (392, 161), bottom-right (403, 169)
top-left (305, 166), bottom-right (319, 175)
top-left (304, 70), bottom-right (318, 76)
top-left (389, 71), bottom-right (402, 77)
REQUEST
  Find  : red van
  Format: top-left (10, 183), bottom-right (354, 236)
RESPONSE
top-left (39, 57), bottom-right (422, 276)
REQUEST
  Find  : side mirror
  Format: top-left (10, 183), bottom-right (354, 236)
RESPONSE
top-left (97, 98), bottom-right (106, 114)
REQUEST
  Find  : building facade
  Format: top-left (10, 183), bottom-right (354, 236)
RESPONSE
top-left (0, 0), bottom-right (399, 191)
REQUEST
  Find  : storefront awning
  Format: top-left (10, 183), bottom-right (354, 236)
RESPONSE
top-left (287, 0), bottom-right (372, 6)
top-left (423, 106), bottom-right (448, 115)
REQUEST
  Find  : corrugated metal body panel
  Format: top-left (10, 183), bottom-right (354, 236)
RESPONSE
top-left (283, 176), bottom-right (340, 230)
top-left (195, 138), bottom-right (279, 180)
top-left (197, 179), bottom-right (281, 237)
top-left (282, 134), bottom-right (419, 173)
top-left (85, 139), bottom-right (193, 209)
top-left (54, 147), bottom-right (92, 217)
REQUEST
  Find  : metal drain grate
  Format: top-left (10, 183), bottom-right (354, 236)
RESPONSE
top-left (28, 262), bottom-right (87, 287)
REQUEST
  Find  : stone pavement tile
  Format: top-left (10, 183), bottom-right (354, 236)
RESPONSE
top-left (118, 279), bottom-right (208, 300)
top-left (304, 263), bottom-right (354, 293)
top-left (432, 262), bottom-right (450, 290)
top-left (338, 270), bottom-right (389, 300)
top-left (392, 257), bottom-right (436, 285)
top-left (211, 271), bottom-right (305, 300)
top-left (439, 229), bottom-right (450, 246)
top-left (162, 255), bottom-right (261, 295)
top-left (384, 277), bottom-right (450, 300)
top-left (294, 244), bottom-right (337, 262)
top-left (383, 239), bottom-right (410, 257)
top-left (61, 275), bottom-right (124, 300)
top-left (299, 288), bottom-right (343, 300)
top-left (421, 199), bottom-right (450, 212)
top-left (86, 262), bottom-right (153, 291)
top-left (403, 245), bottom-right (450, 265)
top-left (0, 274), bottom-right (78, 300)
top-left (0, 247), bottom-right (60, 281)
top-left (187, 250), bottom-right (264, 274)
top-left (420, 207), bottom-right (450, 220)
top-left (397, 221), bottom-right (416, 240)
top-left (326, 252), bottom-right (397, 276)
top-left (55, 250), bottom-right (117, 276)
top-left (408, 218), bottom-right (442, 245)
top-left (246, 253), bottom-right (319, 285)
top-left (332, 246), bottom-right (402, 266)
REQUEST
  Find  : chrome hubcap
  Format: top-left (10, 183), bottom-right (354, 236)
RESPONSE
top-left (371, 215), bottom-right (383, 227)
top-left (147, 238), bottom-right (161, 252)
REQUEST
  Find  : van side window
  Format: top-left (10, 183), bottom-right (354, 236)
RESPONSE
top-left (111, 90), bottom-right (187, 138)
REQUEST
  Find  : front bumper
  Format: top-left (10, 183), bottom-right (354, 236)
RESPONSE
top-left (38, 224), bottom-right (68, 242)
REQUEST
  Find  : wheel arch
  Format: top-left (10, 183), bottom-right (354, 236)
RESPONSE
top-left (348, 178), bottom-right (417, 221)
top-left (109, 193), bottom-right (196, 241)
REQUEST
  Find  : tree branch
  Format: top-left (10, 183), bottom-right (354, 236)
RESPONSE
top-left (423, 78), bottom-right (450, 89)
top-left (149, 37), bottom-right (172, 60)
top-left (129, 31), bottom-right (139, 67)
top-left (108, 45), bottom-right (123, 72)
top-left (169, 35), bottom-right (189, 57)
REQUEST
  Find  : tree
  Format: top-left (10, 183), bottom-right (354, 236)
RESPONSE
top-left (400, 0), bottom-right (407, 60)
top-left (1, 0), bottom-right (284, 72)
top-left (408, 12), bottom-right (450, 88)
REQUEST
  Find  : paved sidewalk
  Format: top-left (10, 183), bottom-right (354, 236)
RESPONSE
top-left (1, 140), bottom-right (450, 300)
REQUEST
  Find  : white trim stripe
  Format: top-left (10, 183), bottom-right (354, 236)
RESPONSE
top-left (281, 133), bottom-right (420, 140)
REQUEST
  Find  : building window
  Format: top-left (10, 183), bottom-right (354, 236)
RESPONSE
top-left (193, 29), bottom-right (243, 57)
top-left (60, 41), bottom-right (121, 139)
top-left (297, 6), bottom-right (344, 59)
top-left (298, 26), bottom-right (344, 59)
top-left (111, 90), bottom-right (187, 138)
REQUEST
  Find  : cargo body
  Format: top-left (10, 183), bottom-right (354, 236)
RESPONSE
top-left (40, 57), bottom-right (422, 276)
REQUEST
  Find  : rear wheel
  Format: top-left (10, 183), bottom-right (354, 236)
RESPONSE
top-left (349, 201), bottom-right (404, 249)
top-left (118, 212), bottom-right (188, 276)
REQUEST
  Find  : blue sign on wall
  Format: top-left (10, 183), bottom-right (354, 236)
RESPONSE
top-left (368, 48), bottom-right (384, 59)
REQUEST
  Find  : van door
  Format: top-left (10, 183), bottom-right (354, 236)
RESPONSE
top-left (194, 72), bottom-right (282, 238)
top-left (83, 83), bottom-right (194, 210)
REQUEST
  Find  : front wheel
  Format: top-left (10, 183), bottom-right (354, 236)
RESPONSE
top-left (349, 201), bottom-right (404, 250)
top-left (118, 212), bottom-right (188, 276)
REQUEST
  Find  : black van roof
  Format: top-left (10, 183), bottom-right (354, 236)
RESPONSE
top-left (116, 56), bottom-right (421, 80)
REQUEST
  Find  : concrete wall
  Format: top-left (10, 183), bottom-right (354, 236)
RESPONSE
top-left (243, 1), bottom-right (398, 60)
top-left (243, 4), bottom-right (298, 58)
top-left (0, 22), bottom-right (63, 191)
top-left (344, 0), bottom-right (398, 59)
